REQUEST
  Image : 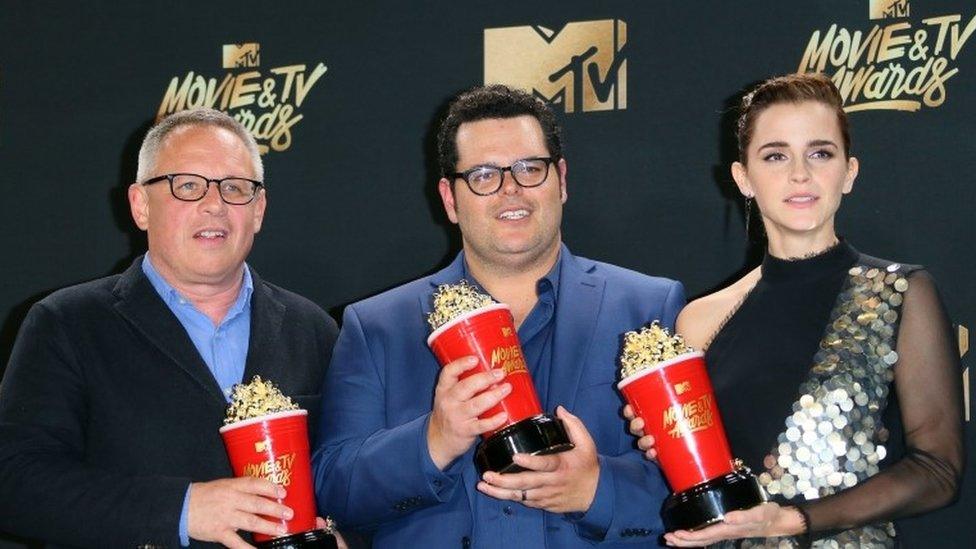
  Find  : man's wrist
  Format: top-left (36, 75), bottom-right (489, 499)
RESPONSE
top-left (425, 419), bottom-right (449, 470)
top-left (178, 485), bottom-right (192, 546)
top-left (425, 413), bottom-right (465, 471)
top-left (579, 460), bottom-right (601, 512)
top-left (565, 455), bottom-right (612, 541)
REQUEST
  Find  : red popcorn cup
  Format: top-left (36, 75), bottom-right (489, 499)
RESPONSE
top-left (618, 352), bottom-right (765, 531)
top-left (428, 303), bottom-right (573, 473)
top-left (220, 410), bottom-right (337, 548)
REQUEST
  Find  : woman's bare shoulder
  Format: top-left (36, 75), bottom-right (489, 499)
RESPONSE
top-left (677, 267), bottom-right (762, 350)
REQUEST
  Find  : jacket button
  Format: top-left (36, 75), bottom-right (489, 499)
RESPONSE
top-left (462, 536), bottom-right (471, 548)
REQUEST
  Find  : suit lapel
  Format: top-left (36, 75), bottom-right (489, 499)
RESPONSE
top-left (112, 258), bottom-right (227, 406)
top-left (548, 247), bottom-right (606, 412)
top-left (426, 253), bottom-right (467, 291)
top-left (242, 269), bottom-right (286, 385)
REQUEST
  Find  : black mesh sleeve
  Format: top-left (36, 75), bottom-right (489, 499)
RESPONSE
top-left (801, 270), bottom-right (964, 532)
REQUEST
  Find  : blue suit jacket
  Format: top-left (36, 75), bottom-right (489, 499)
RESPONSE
top-left (313, 246), bottom-right (685, 547)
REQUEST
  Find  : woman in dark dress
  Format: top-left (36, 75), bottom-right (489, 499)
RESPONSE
top-left (625, 73), bottom-right (963, 547)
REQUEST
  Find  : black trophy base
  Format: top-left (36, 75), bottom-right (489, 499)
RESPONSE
top-left (255, 529), bottom-right (338, 549)
top-left (662, 469), bottom-right (766, 532)
top-left (475, 414), bottom-right (574, 474)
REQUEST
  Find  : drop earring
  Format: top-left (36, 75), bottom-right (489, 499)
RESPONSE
top-left (744, 194), bottom-right (753, 234)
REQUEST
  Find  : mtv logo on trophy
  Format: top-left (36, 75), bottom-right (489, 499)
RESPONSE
top-left (484, 19), bottom-right (627, 113)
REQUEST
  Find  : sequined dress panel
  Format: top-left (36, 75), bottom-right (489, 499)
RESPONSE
top-left (705, 242), bottom-right (911, 548)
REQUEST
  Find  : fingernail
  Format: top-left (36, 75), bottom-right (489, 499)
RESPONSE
top-left (284, 508), bottom-right (294, 519)
top-left (278, 525), bottom-right (288, 534)
top-left (467, 356), bottom-right (479, 365)
top-left (277, 487), bottom-right (287, 498)
top-left (492, 369), bottom-right (504, 379)
top-left (499, 383), bottom-right (512, 394)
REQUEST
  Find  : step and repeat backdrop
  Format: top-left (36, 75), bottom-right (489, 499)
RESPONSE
top-left (1, 1), bottom-right (973, 546)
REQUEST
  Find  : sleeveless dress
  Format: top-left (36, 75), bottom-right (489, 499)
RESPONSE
top-left (705, 242), bottom-right (961, 547)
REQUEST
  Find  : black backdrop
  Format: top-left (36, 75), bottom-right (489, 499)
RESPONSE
top-left (2, 1), bottom-right (973, 546)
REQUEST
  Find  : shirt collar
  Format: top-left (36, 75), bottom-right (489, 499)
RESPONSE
top-left (141, 254), bottom-right (254, 319)
top-left (459, 248), bottom-right (563, 302)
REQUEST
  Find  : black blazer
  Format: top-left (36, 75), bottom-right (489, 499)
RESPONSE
top-left (0, 258), bottom-right (337, 548)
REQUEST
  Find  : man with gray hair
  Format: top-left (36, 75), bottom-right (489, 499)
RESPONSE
top-left (0, 108), bottom-right (337, 548)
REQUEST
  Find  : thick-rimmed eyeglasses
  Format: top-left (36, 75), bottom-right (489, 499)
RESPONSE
top-left (141, 173), bottom-right (264, 205)
top-left (451, 157), bottom-right (556, 196)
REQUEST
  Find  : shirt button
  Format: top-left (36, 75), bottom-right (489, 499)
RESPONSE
top-left (503, 505), bottom-right (513, 515)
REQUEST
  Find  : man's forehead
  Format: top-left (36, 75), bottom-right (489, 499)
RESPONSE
top-left (156, 124), bottom-right (254, 175)
top-left (160, 124), bottom-right (242, 150)
top-left (455, 116), bottom-right (547, 161)
top-left (456, 115), bottom-right (543, 137)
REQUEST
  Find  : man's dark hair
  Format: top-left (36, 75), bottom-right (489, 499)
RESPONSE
top-left (436, 84), bottom-right (563, 177)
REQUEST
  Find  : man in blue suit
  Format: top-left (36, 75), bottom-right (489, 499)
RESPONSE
top-left (313, 85), bottom-right (685, 547)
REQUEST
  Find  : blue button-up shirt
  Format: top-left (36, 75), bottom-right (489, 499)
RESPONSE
top-left (462, 256), bottom-right (562, 548)
top-left (142, 254), bottom-right (253, 546)
top-left (142, 255), bottom-right (253, 400)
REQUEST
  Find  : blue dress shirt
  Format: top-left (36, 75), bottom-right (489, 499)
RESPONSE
top-left (142, 255), bottom-right (253, 546)
top-left (458, 255), bottom-right (611, 547)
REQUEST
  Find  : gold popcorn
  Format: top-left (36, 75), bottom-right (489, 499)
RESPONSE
top-left (427, 280), bottom-right (497, 331)
top-left (224, 375), bottom-right (299, 425)
top-left (619, 321), bottom-right (695, 378)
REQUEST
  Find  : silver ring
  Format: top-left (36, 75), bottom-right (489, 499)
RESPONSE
top-left (521, 489), bottom-right (527, 502)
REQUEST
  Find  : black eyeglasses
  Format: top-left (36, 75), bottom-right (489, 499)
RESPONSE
top-left (451, 157), bottom-right (557, 196)
top-left (141, 173), bottom-right (264, 205)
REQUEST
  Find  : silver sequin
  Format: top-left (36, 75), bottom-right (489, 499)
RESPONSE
top-left (747, 261), bottom-right (909, 548)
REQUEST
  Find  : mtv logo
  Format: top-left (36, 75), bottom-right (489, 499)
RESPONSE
top-left (501, 327), bottom-right (513, 337)
top-left (485, 19), bottom-right (627, 113)
top-left (674, 381), bottom-right (691, 395)
top-left (223, 43), bottom-right (261, 69)
top-left (869, 0), bottom-right (909, 19)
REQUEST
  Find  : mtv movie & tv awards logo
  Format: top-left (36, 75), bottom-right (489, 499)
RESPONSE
top-left (798, 0), bottom-right (975, 112)
top-left (157, 43), bottom-right (328, 153)
top-left (484, 19), bottom-right (627, 114)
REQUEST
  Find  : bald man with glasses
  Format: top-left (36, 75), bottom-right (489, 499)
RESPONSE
top-left (0, 108), bottom-right (338, 548)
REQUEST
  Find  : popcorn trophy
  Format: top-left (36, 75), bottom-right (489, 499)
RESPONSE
top-left (219, 376), bottom-right (338, 548)
top-left (427, 281), bottom-right (573, 473)
top-left (617, 323), bottom-right (766, 531)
